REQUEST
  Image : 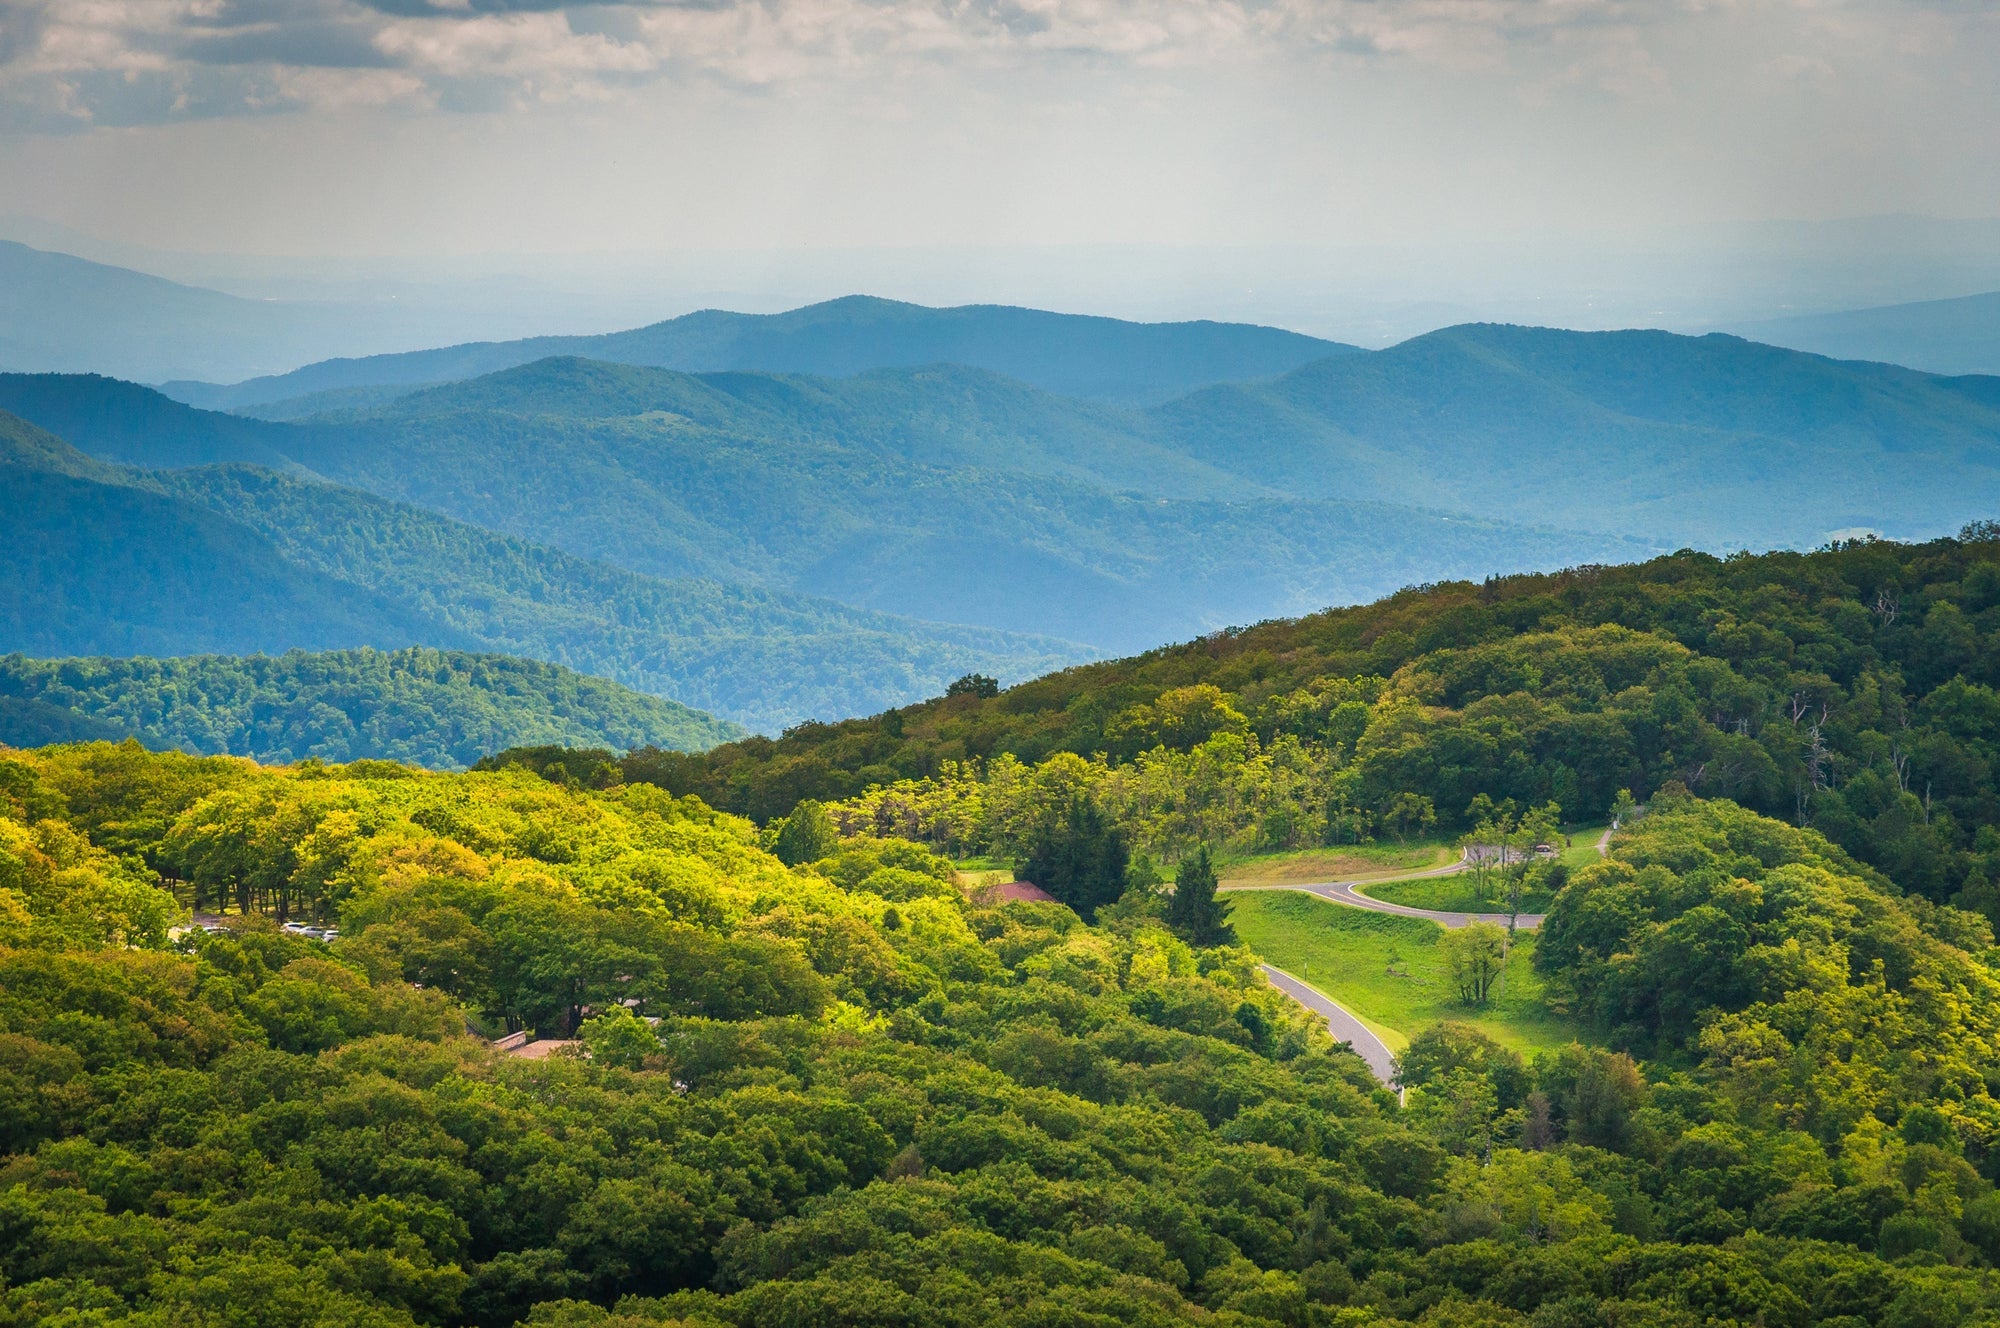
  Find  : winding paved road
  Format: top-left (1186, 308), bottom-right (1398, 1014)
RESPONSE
top-left (1246, 832), bottom-right (1619, 1086)
top-left (1259, 963), bottom-right (1398, 1085)
top-left (1226, 853), bottom-right (1547, 930)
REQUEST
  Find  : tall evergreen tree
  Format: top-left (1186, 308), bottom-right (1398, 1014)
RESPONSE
top-left (1019, 795), bottom-right (1128, 920)
top-left (1166, 844), bottom-right (1234, 947)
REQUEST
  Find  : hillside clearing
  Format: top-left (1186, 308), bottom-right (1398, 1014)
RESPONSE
top-left (1232, 889), bottom-right (1581, 1056)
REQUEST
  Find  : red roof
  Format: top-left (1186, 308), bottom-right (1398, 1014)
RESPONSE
top-left (971, 880), bottom-right (1058, 905)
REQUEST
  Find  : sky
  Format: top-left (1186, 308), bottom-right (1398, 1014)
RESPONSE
top-left (3, 1), bottom-right (2000, 337)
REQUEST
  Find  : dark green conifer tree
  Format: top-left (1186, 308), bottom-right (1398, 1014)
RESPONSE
top-left (1019, 795), bottom-right (1128, 920)
top-left (1166, 844), bottom-right (1234, 946)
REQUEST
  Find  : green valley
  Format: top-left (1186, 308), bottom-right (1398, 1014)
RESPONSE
top-left (0, 409), bottom-right (1090, 731)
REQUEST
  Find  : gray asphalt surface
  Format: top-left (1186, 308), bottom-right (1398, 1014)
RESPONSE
top-left (1245, 835), bottom-right (1621, 1087)
top-left (1259, 963), bottom-right (1397, 1085)
top-left (1302, 876), bottom-right (1545, 930)
top-left (1226, 853), bottom-right (1546, 930)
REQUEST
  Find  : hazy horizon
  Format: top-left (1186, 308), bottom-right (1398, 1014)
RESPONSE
top-left (6, 0), bottom-right (2000, 362)
top-left (10, 214), bottom-right (2000, 371)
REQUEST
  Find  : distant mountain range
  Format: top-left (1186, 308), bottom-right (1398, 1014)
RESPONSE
top-left (6, 271), bottom-right (2000, 751)
top-left (10, 324), bottom-right (1998, 639)
top-left (161, 294), bottom-right (1359, 410)
top-left (0, 361), bottom-right (1661, 653)
top-left (1146, 324), bottom-right (2000, 546)
top-left (1731, 289), bottom-right (2000, 377)
top-left (0, 410), bottom-right (1091, 731)
top-left (0, 240), bottom-right (430, 385)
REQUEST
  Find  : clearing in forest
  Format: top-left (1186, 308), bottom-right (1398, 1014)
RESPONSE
top-left (1232, 889), bottom-right (1581, 1056)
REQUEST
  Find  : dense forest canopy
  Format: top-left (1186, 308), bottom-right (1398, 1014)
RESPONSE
top-left (3, 740), bottom-right (2000, 1325)
top-left (0, 648), bottom-right (741, 768)
top-left (636, 530), bottom-right (2000, 920)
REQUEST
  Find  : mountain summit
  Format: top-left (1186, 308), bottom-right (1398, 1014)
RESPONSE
top-left (162, 294), bottom-right (1359, 411)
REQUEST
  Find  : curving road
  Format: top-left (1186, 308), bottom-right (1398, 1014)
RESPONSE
top-left (1225, 827), bottom-right (1626, 931)
top-left (1244, 835), bottom-right (1619, 1087)
top-left (1259, 962), bottom-right (1398, 1085)
top-left (1226, 852), bottom-right (1546, 930)
top-left (1305, 876), bottom-right (1545, 930)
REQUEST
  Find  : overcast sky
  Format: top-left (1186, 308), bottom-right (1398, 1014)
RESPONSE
top-left (3, 1), bottom-right (1999, 332)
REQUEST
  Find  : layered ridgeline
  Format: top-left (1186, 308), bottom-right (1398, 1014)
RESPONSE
top-left (0, 648), bottom-right (740, 766)
top-left (1145, 323), bottom-right (2000, 548)
top-left (161, 292), bottom-right (1359, 411)
top-left (0, 410), bottom-right (1086, 730)
top-left (641, 529), bottom-right (2000, 922)
top-left (0, 360), bottom-right (1657, 651)
top-left (11, 323), bottom-right (2000, 652)
top-left (9, 722), bottom-right (2000, 1322)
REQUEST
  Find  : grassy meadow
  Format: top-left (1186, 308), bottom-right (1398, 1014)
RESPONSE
top-left (1361, 875), bottom-right (1558, 915)
top-left (1230, 889), bottom-right (1581, 1055)
top-left (1217, 840), bottom-right (1454, 886)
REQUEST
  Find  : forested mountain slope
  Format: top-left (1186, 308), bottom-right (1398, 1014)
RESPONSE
top-left (0, 371), bottom-right (310, 469)
top-left (0, 412), bottom-right (460, 658)
top-left (0, 410), bottom-right (1088, 729)
top-left (6, 736), bottom-right (2000, 1324)
top-left (157, 464), bottom-right (1091, 730)
top-left (644, 528), bottom-right (2000, 920)
top-left (162, 293), bottom-right (1358, 410)
top-left (0, 648), bottom-right (739, 765)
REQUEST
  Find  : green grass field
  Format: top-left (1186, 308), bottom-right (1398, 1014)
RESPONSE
top-left (1561, 824), bottom-right (1613, 868)
top-left (953, 856), bottom-right (1017, 889)
top-left (1361, 875), bottom-right (1558, 915)
top-left (1217, 840), bottom-right (1454, 887)
top-left (1230, 890), bottom-right (1581, 1056)
top-left (1359, 823), bottom-right (1608, 913)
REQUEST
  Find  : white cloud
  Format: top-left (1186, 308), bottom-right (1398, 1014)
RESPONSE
top-left (0, 0), bottom-right (1992, 127)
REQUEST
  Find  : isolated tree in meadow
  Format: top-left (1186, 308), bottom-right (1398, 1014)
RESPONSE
top-left (1166, 844), bottom-right (1234, 947)
top-left (1440, 922), bottom-right (1508, 1005)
